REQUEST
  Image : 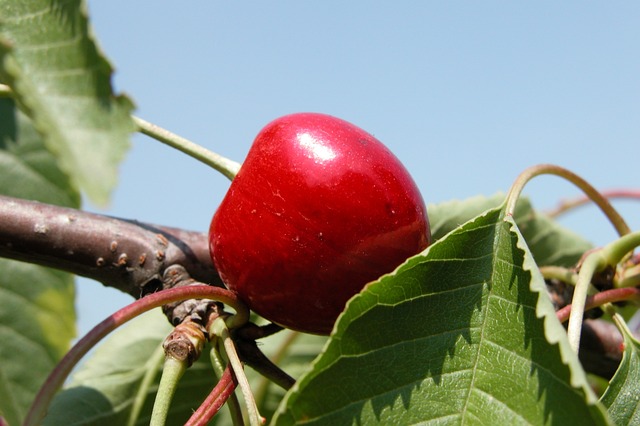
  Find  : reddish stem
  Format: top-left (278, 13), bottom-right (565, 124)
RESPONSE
top-left (547, 189), bottom-right (640, 219)
top-left (185, 365), bottom-right (237, 426)
top-left (24, 285), bottom-right (246, 426)
top-left (556, 287), bottom-right (640, 323)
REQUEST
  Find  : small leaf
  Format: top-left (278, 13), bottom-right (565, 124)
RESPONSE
top-left (272, 206), bottom-right (609, 425)
top-left (45, 309), bottom-right (220, 426)
top-left (0, 0), bottom-right (135, 206)
top-left (428, 194), bottom-right (592, 267)
top-left (0, 98), bottom-right (77, 425)
top-left (600, 323), bottom-right (640, 425)
top-left (515, 199), bottom-right (593, 268)
top-left (428, 193), bottom-right (506, 241)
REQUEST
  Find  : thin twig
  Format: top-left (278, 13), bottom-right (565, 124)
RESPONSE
top-left (212, 317), bottom-right (263, 426)
top-left (546, 189), bottom-right (640, 219)
top-left (557, 287), bottom-right (640, 323)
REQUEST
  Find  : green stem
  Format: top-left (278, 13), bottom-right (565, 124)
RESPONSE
top-left (539, 266), bottom-right (579, 286)
top-left (603, 231), bottom-right (640, 266)
top-left (212, 318), bottom-right (263, 426)
top-left (0, 84), bottom-right (241, 180)
top-left (209, 343), bottom-right (228, 380)
top-left (133, 116), bottom-right (241, 180)
top-left (150, 355), bottom-right (188, 426)
top-left (567, 251), bottom-right (604, 353)
top-left (210, 344), bottom-right (244, 426)
top-left (504, 164), bottom-right (631, 237)
top-left (566, 231), bottom-right (640, 353)
top-left (539, 265), bottom-right (600, 296)
top-left (24, 285), bottom-right (249, 426)
top-left (128, 345), bottom-right (166, 426)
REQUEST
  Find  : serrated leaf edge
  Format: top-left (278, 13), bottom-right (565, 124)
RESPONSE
top-left (501, 209), bottom-right (614, 426)
top-left (502, 213), bottom-right (597, 400)
top-left (0, 0), bottom-right (135, 206)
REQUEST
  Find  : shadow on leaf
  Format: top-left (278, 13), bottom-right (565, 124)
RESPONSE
top-left (274, 207), bottom-right (606, 425)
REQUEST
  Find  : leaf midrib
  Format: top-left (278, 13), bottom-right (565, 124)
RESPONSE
top-left (459, 215), bottom-right (530, 426)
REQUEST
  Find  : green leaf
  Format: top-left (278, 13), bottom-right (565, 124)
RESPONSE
top-left (0, 261), bottom-right (76, 426)
top-left (0, 98), bottom-right (80, 206)
top-left (515, 199), bottom-right (593, 268)
top-left (272, 206), bottom-right (609, 425)
top-left (600, 322), bottom-right (640, 425)
top-left (428, 193), bottom-right (507, 241)
top-left (0, 0), bottom-right (135, 206)
top-left (45, 309), bottom-right (221, 426)
top-left (0, 99), bottom-right (77, 425)
top-left (428, 194), bottom-right (593, 267)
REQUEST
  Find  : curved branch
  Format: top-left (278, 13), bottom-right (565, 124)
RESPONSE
top-left (0, 194), bottom-right (221, 297)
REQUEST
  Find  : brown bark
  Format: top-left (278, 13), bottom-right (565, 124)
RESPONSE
top-left (0, 194), bottom-right (221, 297)
top-left (0, 194), bottom-right (629, 379)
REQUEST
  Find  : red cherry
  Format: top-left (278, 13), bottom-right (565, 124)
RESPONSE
top-left (209, 113), bottom-right (430, 334)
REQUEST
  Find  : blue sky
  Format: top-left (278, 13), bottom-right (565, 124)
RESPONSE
top-left (77, 2), bottom-right (640, 336)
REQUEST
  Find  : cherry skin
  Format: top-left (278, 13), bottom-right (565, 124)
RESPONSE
top-left (209, 113), bottom-right (430, 335)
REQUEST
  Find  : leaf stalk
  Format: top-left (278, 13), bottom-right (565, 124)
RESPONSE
top-left (150, 355), bottom-right (188, 426)
top-left (211, 317), bottom-right (264, 426)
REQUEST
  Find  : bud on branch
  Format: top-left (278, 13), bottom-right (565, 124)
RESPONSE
top-left (0, 194), bottom-right (221, 297)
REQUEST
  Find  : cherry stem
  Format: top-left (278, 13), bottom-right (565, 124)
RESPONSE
top-left (185, 365), bottom-right (237, 426)
top-left (207, 344), bottom-right (244, 426)
top-left (546, 189), bottom-right (640, 219)
top-left (566, 231), bottom-right (640, 354)
top-left (504, 164), bottom-right (631, 237)
top-left (150, 355), bottom-right (188, 426)
top-left (556, 287), bottom-right (640, 323)
top-left (24, 285), bottom-right (249, 426)
top-left (0, 83), bottom-right (241, 181)
top-left (211, 317), bottom-right (263, 426)
top-left (133, 116), bottom-right (241, 180)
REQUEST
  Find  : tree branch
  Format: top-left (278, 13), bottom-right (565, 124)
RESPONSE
top-left (0, 194), bottom-right (631, 380)
top-left (0, 194), bottom-right (221, 297)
